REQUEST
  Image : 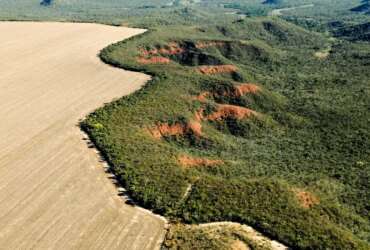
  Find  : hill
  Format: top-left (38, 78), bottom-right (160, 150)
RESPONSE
top-left (351, 0), bottom-right (370, 13)
top-left (1, 0), bottom-right (370, 249)
top-left (83, 18), bottom-right (370, 249)
top-left (334, 22), bottom-right (370, 41)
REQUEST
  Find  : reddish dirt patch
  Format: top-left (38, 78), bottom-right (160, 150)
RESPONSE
top-left (194, 108), bottom-right (205, 122)
top-left (141, 42), bottom-right (184, 56)
top-left (207, 104), bottom-right (257, 121)
top-left (148, 123), bottom-right (185, 139)
top-left (188, 120), bottom-right (202, 136)
top-left (149, 120), bottom-right (202, 139)
top-left (195, 41), bottom-right (226, 49)
top-left (140, 48), bottom-right (160, 56)
top-left (234, 83), bottom-right (261, 97)
top-left (161, 42), bottom-right (185, 55)
top-left (192, 84), bottom-right (260, 103)
top-left (197, 65), bottom-right (237, 75)
top-left (137, 56), bottom-right (171, 64)
top-left (293, 189), bottom-right (319, 208)
top-left (178, 155), bottom-right (223, 168)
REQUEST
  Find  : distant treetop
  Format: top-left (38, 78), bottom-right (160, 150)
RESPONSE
top-left (40, 0), bottom-right (53, 6)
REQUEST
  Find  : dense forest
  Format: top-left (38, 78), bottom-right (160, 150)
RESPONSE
top-left (83, 12), bottom-right (370, 250)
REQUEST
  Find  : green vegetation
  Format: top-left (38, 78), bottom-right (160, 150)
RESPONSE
top-left (0, 0), bottom-right (200, 25)
top-left (2, 0), bottom-right (370, 249)
top-left (334, 22), bottom-right (370, 41)
top-left (82, 16), bottom-right (370, 249)
top-left (163, 223), bottom-right (273, 250)
top-left (1, 0), bottom-right (370, 34)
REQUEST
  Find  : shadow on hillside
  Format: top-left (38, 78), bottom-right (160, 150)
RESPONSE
top-left (77, 122), bottom-right (138, 208)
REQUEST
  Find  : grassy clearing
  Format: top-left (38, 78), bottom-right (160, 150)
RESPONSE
top-left (82, 17), bottom-right (370, 249)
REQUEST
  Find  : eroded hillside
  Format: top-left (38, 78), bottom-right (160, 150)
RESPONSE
top-left (83, 18), bottom-right (370, 249)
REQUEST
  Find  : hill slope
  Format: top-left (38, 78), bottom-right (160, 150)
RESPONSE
top-left (83, 18), bottom-right (370, 249)
top-left (334, 22), bottom-right (370, 41)
top-left (351, 0), bottom-right (370, 13)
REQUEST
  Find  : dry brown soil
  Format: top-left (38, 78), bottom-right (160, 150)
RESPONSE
top-left (198, 222), bottom-right (288, 250)
top-left (0, 22), bottom-right (166, 250)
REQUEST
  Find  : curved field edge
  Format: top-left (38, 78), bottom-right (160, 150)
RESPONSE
top-left (82, 18), bottom-right (370, 249)
top-left (0, 22), bottom-right (167, 249)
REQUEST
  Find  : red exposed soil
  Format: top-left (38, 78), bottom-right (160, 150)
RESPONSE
top-left (141, 42), bottom-right (184, 56)
top-left (197, 65), bottom-right (238, 75)
top-left (207, 104), bottom-right (257, 121)
top-left (141, 41), bottom-right (226, 57)
top-left (178, 155), bottom-right (223, 168)
top-left (192, 84), bottom-right (260, 103)
top-left (188, 120), bottom-right (203, 136)
top-left (293, 189), bottom-right (320, 208)
top-left (148, 123), bottom-right (185, 139)
top-left (195, 41), bottom-right (226, 49)
top-left (137, 56), bottom-right (171, 64)
top-left (149, 120), bottom-right (202, 139)
top-left (162, 42), bottom-right (185, 55)
top-left (194, 108), bottom-right (205, 122)
top-left (140, 48), bottom-right (159, 56)
top-left (234, 83), bottom-right (261, 97)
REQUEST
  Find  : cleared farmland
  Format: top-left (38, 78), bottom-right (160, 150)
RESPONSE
top-left (0, 22), bottom-right (165, 249)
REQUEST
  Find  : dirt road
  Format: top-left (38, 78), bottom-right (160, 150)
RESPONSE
top-left (0, 22), bottom-right (165, 249)
top-left (269, 4), bottom-right (314, 16)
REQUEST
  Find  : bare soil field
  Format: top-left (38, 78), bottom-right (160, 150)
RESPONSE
top-left (0, 22), bottom-right (165, 249)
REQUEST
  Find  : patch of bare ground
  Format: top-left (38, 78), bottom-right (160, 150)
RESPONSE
top-left (140, 42), bottom-right (184, 56)
top-left (137, 56), bottom-right (171, 64)
top-left (207, 104), bottom-right (257, 121)
top-left (230, 240), bottom-right (250, 250)
top-left (314, 51), bottom-right (329, 59)
top-left (194, 108), bottom-right (206, 122)
top-left (148, 120), bottom-right (202, 139)
top-left (141, 40), bottom-right (226, 56)
top-left (293, 188), bottom-right (320, 208)
top-left (0, 22), bottom-right (166, 249)
top-left (234, 83), bottom-right (261, 97)
top-left (197, 65), bottom-right (238, 75)
top-left (178, 155), bottom-right (223, 168)
top-left (197, 222), bottom-right (288, 250)
top-left (193, 83), bottom-right (261, 103)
